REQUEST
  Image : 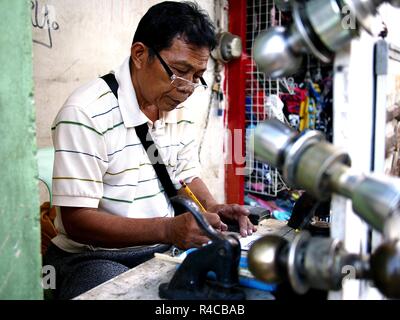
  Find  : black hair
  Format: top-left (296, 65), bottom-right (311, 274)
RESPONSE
top-left (132, 1), bottom-right (217, 56)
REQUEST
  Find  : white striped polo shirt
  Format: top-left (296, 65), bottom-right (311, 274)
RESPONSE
top-left (51, 57), bottom-right (200, 253)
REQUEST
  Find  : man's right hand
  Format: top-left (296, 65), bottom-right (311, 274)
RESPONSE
top-left (166, 212), bottom-right (227, 249)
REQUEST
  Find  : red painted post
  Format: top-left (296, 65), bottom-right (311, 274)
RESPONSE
top-left (225, 0), bottom-right (246, 204)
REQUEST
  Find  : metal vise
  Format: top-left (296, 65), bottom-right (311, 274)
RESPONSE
top-left (159, 196), bottom-right (245, 300)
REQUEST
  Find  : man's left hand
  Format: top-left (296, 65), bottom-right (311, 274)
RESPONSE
top-left (207, 204), bottom-right (257, 237)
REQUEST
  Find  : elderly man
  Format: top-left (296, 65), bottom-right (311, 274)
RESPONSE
top-left (44, 1), bottom-right (256, 299)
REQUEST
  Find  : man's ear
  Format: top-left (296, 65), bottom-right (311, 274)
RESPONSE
top-left (130, 42), bottom-right (148, 70)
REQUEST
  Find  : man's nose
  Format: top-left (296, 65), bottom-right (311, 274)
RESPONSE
top-left (177, 85), bottom-right (195, 96)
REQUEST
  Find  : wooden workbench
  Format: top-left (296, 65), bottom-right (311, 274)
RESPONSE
top-left (74, 218), bottom-right (295, 300)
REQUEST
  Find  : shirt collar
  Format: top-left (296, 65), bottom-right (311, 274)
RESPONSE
top-left (114, 57), bottom-right (180, 128)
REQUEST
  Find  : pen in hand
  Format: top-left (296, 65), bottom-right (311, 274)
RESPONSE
top-left (179, 180), bottom-right (227, 233)
top-left (179, 180), bottom-right (207, 213)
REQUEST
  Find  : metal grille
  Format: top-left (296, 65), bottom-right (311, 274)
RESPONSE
top-left (244, 0), bottom-right (288, 197)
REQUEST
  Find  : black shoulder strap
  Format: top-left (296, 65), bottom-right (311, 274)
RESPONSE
top-left (135, 123), bottom-right (178, 198)
top-left (100, 73), bottom-right (178, 199)
top-left (101, 73), bottom-right (119, 99)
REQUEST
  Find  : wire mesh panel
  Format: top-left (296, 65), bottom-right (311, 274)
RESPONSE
top-left (244, 0), bottom-right (288, 197)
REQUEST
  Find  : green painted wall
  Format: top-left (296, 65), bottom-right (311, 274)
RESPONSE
top-left (0, 0), bottom-right (42, 299)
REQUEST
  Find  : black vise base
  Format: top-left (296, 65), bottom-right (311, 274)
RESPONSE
top-left (158, 236), bottom-right (244, 300)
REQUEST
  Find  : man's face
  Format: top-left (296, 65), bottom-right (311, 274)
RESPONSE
top-left (139, 37), bottom-right (210, 112)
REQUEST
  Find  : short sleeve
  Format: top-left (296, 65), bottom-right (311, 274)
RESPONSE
top-left (51, 105), bottom-right (108, 208)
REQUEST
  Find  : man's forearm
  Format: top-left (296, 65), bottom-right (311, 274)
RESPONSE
top-left (60, 206), bottom-right (173, 248)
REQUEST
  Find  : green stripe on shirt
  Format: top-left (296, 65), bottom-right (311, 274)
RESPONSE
top-left (102, 189), bottom-right (164, 203)
top-left (105, 167), bottom-right (139, 176)
top-left (53, 176), bottom-right (103, 183)
top-left (180, 139), bottom-right (194, 147)
top-left (180, 166), bottom-right (196, 173)
top-left (134, 189), bottom-right (165, 201)
top-left (177, 120), bottom-right (194, 124)
top-left (138, 177), bottom-right (158, 183)
top-left (52, 120), bottom-right (124, 136)
top-left (97, 91), bottom-right (112, 100)
top-left (102, 196), bottom-right (133, 203)
top-left (51, 121), bottom-right (102, 136)
top-left (101, 121), bottom-right (124, 134)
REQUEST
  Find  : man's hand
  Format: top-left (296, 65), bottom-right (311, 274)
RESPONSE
top-left (167, 212), bottom-right (227, 249)
top-left (207, 204), bottom-right (257, 237)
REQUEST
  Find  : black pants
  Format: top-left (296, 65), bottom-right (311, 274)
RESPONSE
top-left (43, 243), bottom-right (170, 300)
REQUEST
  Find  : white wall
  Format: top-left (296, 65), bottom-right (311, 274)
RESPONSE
top-left (32, 0), bottom-right (226, 204)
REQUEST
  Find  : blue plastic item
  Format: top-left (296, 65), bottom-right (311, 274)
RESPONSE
top-left (272, 210), bottom-right (291, 221)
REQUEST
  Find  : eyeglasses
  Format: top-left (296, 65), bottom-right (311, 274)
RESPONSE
top-left (151, 48), bottom-right (208, 91)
